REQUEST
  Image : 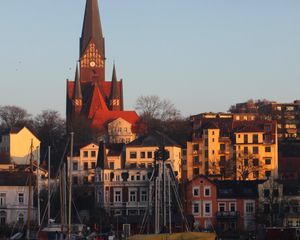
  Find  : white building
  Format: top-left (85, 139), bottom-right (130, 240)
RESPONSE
top-left (0, 172), bottom-right (36, 226)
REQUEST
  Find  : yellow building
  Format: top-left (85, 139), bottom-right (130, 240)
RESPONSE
top-left (0, 127), bottom-right (40, 165)
top-left (186, 128), bottom-right (231, 181)
top-left (186, 117), bottom-right (278, 181)
top-left (235, 124), bottom-right (278, 180)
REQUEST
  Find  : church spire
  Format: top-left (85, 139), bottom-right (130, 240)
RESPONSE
top-left (73, 64), bottom-right (83, 115)
top-left (110, 63), bottom-right (118, 99)
top-left (73, 64), bottom-right (82, 100)
top-left (109, 64), bottom-right (121, 111)
top-left (80, 0), bottom-right (105, 58)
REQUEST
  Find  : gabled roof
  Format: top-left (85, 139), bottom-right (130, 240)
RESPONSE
top-left (88, 84), bottom-right (109, 118)
top-left (92, 110), bottom-right (139, 130)
top-left (127, 131), bottom-right (180, 147)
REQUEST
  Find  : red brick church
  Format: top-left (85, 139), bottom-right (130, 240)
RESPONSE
top-left (66, 0), bottom-right (139, 135)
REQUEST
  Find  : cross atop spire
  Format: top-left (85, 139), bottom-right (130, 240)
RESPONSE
top-left (80, 0), bottom-right (105, 58)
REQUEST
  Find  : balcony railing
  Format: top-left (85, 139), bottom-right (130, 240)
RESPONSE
top-left (216, 211), bottom-right (240, 219)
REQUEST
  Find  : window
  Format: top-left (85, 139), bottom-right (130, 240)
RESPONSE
top-left (18, 213), bottom-right (24, 224)
top-left (244, 147), bottom-right (248, 154)
top-left (253, 171), bottom-right (259, 179)
top-left (130, 152), bottom-right (137, 159)
top-left (220, 144), bottom-right (225, 151)
top-left (147, 152), bottom-right (152, 159)
top-left (140, 152), bottom-right (146, 159)
top-left (140, 163), bottom-right (146, 168)
top-left (265, 171), bottom-right (271, 178)
top-left (193, 168), bottom-right (199, 175)
top-left (73, 176), bottom-right (78, 185)
top-left (244, 134), bottom-right (248, 143)
top-left (204, 150), bottom-right (208, 158)
top-left (83, 176), bottom-right (88, 184)
top-left (0, 211), bottom-right (6, 225)
top-left (18, 193), bottom-right (24, 204)
top-left (265, 146), bottom-right (271, 153)
top-left (204, 202), bottom-right (212, 216)
top-left (253, 134), bottom-right (258, 144)
top-left (220, 156), bottom-right (226, 166)
top-left (218, 203), bottom-right (226, 212)
top-left (131, 175), bottom-right (135, 181)
top-left (193, 144), bottom-right (199, 151)
top-left (129, 191), bottom-right (137, 202)
top-left (264, 189), bottom-right (270, 198)
top-left (244, 159), bottom-right (248, 166)
top-left (193, 187), bottom-right (199, 197)
top-left (0, 193), bottom-right (6, 207)
top-left (84, 162), bottom-right (88, 170)
top-left (193, 156), bottom-right (199, 164)
top-left (204, 186), bottom-right (211, 197)
top-left (265, 159), bottom-right (271, 165)
top-left (264, 204), bottom-right (270, 213)
top-left (253, 146), bottom-right (259, 154)
top-left (91, 162), bottom-right (96, 169)
top-left (230, 202), bottom-right (236, 212)
top-left (116, 175), bottom-right (120, 181)
top-left (193, 202), bottom-right (200, 215)
top-left (91, 151), bottom-right (96, 157)
top-left (141, 190), bottom-right (148, 202)
top-left (109, 162), bottom-right (114, 169)
top-left (245, 201), bottom-right (254, 214)
top-left (114, 190), bottom-right (122, 203)
top-left (73, 162), bottom-right (78, 171)
top-left (253, 158), bottom-right (259, 166)
top-left (83, 151), bottom-right (88, 157)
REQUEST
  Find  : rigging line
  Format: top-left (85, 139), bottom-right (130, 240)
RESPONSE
top-left (38, 137), bottom-right (70, 233)
top-left (65, 184), bottom-right (83, 225)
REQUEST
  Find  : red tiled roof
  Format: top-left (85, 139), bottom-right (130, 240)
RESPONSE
top-left (91, 110), bottom-right (140, 130)
top-left (88, 85), bottom-right (108, 118)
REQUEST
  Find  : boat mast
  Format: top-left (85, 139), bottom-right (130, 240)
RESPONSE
top-left (48, 146), bottom-right (51, 224)
top-left (26, 139), bottom-right (34, 240)
top-left (37, 146), bottom-right (41, 226)
top-left (68, 132), bottom-right (74, 239)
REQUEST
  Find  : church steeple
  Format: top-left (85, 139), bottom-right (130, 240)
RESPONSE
top-left (109, 64), bottom-right (121, 111)
top-left (80, 0), bottom-right (105, 84)
top-left (73, 64), bottom-right (82, 114)
top-left (80, 0), bottom-right (105, 58)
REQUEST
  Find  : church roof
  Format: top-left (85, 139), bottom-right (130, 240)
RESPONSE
top-left (80, 0), bottom-right (105, 57)
top-left (92, 110), bottom-right (140, 130)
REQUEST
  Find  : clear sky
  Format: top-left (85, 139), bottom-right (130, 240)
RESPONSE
top-left (0, 0), bottom-right (299, 118)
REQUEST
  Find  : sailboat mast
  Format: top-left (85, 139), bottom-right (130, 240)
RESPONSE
top-left (48, 146), bottom-right (51, 224)
top-left (68, 132), bottom-right (74, 239)
top-left (37, 146), bottom-right (41, 226)
top-left (26, 139), bottom-right (33, 239)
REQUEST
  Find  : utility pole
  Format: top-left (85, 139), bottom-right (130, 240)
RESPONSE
top-left (68, 132), bottom-right (74, 240)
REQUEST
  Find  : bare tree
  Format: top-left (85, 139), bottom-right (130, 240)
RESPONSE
top-left (135, 95), bottom-right (181, 121)
top-left (0, 105), bottom-right (32, 129)
top-left (258, 178), bottom-right (283, 227)
top-left (235, 150), bottom-right (265, 180)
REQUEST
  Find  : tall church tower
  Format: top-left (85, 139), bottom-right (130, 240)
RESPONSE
top-left (80, 0), bottom-right (105, 84)
top-left (66, 0), bottom-right (139, 138)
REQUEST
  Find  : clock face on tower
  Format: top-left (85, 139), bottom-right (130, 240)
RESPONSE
top-left (90, 61), bottom-right (96, 67)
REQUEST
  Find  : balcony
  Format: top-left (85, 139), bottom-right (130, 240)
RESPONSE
top-left (216, 211), bottom-right (240, 219)
top-left (218, 149), bottom-right (230, 154)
